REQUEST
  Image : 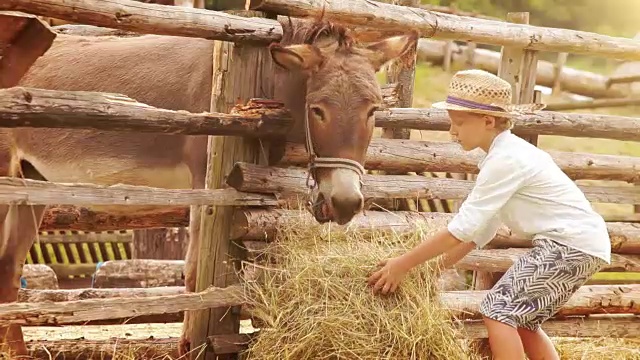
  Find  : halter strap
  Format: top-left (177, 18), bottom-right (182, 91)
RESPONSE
top-left (303, 103), bottom-right (366, 190)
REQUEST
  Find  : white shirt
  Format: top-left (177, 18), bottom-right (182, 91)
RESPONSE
top-left (447, 130), bottom-right (611, 264)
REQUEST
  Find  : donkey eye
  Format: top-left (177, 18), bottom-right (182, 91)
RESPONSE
top-left (367, 106), bottom-right (380, 118)
top-left (310, 106), bottom-right (325, 121)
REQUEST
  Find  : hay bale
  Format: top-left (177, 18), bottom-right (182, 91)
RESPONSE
top-left (241, 211), bottom-right (478, 360)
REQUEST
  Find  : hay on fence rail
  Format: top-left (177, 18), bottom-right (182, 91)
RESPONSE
top-left (240, 210), bottom-right (478, 360)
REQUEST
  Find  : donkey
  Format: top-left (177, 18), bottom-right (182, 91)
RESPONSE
top-left (0, 17), bottom-right (417, 356)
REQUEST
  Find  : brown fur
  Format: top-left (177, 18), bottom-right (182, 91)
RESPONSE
top-left (0, 17), bottom-right (416, 356)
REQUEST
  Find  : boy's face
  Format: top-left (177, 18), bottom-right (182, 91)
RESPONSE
top-left (447, 110), bottom-right (497, 151)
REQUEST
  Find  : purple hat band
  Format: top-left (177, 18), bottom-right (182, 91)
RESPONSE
top-left (446, 95), bottom-right (506, 112)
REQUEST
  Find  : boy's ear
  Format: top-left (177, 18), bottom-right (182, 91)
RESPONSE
top-left (483, 115), bottom-right (497, 128)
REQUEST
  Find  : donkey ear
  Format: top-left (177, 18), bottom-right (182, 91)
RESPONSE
top-left (269, 43), bottom-right (324, 72)
top-left (364, 31), bottom-right (419, 71)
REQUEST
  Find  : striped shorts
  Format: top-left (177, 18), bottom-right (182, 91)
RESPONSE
top-left (479, 237), bottom-right (606, 331)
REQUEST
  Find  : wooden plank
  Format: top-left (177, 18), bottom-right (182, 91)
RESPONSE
top-left (231, 209), bottom-right (640, 254)
top-left (248, 0), bottom-right (640, 61)
top-left (6, 85), bottom-right (639, 142)
top-left (27, 337), bottom-right (180, 360)
top-left (546, 97), bottom-right (640, 111)
top-left (22, 264), bottom-right (58, 290)
top-left (227, 162), bottom-right (640, 205)
top-left (0, 12), bottom-right (56, 88)
top-left (374, 107), bottom-right (640, 142)
top-left (0, 87), bottom-right (292, 137)
top-left (93, 259), bottom-right (184, 288)
top-left (0, 284), bottom-right (245, 326)
top-left (0, 283), bottom-right (637, 325)
top-left (39, 205), bottom-right (190, 231)
top-left (417, 39), bottom-right (627, 99)
top-left (457, 248), bottom-right (640, 273)
top-left (187, 8), bottom-right (276, 360)
top-left (0, 176), bottom-right (277, 206)
top-left (0, 0), bottom-right (282, 43)
top-left (17, 286), bottom-right (186, 302)
top-left (460, 315), bottom-right (640, 339)
top-left (280, 139), bottom-right (640, 183)
top-left (606, 73), bottom-right (640, 87)
top-left (22, 316), bottom-right (640, 359)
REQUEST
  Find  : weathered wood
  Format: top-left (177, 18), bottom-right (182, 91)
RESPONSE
top-left (546, 97), bottom-right (640, 111)
top-left (53, 24), bottom-right (141, 37)
top-left (23, 316), bottom-right (640, 358)
top-left (16, 286), bottom-right (253, 326)
top-left (0, 284), bottom-right (245, 326)
top-left (441, 284), bottom-right (640, 319)
top-left (457, 248), bottom-right (640, 273)
top-left (231, 209), bottom-right (640, 254)
top-left (0, 87), bottom-right (292, 137)
top-left (39, 205), bottom-right (190, 231)
top-left (0, 283), bottom-right (637, 325)
top-left (606, 73), bottom-right (640, 87)
top-left (417, 3), bottom-right (500, 21)
top-left (0, 12), bottom-right (56, 88)
top-left (374, 107), bottom-right (640, 142)
top-left (228, 162), bottom-right (640, 205)
top-left (380, 82), bottom-right (400, 108)
top-left (279, 139), bottom-right (640, 183)
top-left (133, 227), bottom-right (187, 260)
top-left (27, 337), bottom-right (180, 360)
top-left (0, 176), bottom-right (277, 206)
top-left (18, 286), bottom-right (186, 326)
top-left (248, 0), bottom-right (640, 61)
top-left (461, 315), bottom-right (640, 339)
top-left (0, 0), bottom-right (282, 43)
top-left (22, 264), bottom-right (58, 290)
top-left (93, 259), bottom-right (184, 288)
top-left (189, 8), bottom-right (276, 360)
top-left (379, 0), bottom-right (417, 141)
top-left (417, 38), bottom-right (627, 99)
top-left (17, 285), bottom-right (185, 302)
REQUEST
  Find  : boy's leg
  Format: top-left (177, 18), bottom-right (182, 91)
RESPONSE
top-left (478, 238), bottom-right (605, 360)
top-left (482, 316), bottom-right (526, 360)
top-left (517, 327), bottom-right (558, 360)
top-left (514, 240), bottom-right (605, 360)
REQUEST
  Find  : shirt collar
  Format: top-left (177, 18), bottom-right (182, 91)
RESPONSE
top-left (478, 130), bottom-right (511, 169)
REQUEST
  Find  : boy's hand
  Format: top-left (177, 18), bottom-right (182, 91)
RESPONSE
top-left (367, 256), bottom-right (411, 295)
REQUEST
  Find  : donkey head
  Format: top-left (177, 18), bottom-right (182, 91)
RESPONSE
top-left (270, 22), bottom-right (418, 225)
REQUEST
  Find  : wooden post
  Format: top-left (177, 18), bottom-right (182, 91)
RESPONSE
top-left (132, 228), bottom-right (187, 260)
top-left (185, 7), bottom-right (275, 360)
top-left (377, 0), bottom-right (419, 212)
top-left (470, 11), bottom-right (539, 357)
top-left (552, 53), bottom-right (568, 95)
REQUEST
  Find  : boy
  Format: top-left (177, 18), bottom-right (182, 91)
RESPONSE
top-left (366, 69), bottom-right (611, 360)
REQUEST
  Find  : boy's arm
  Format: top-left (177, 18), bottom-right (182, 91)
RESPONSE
top-left (437, 214), bottom-right (502, 271)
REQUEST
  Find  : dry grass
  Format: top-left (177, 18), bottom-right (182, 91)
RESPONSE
top-left (555, 338), bottom-right (640, 360)
top-left (240, 212), bottom-right (477, 360)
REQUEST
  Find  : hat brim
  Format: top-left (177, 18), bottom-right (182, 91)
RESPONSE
top-left (432, 100), bottom-right (546, 118)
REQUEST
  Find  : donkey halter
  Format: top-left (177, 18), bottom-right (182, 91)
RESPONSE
top-left (303, 103), bottom-right (366, 192)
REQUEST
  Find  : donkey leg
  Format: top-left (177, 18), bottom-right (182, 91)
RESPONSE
top-left (0, 161), bottom-right (48, 357)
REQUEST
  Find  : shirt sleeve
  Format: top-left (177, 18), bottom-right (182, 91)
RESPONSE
top-left (448, 153), bottom-right (527, 246)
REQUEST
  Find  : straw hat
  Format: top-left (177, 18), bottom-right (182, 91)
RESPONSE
top-left (432, 69), bottom-right (546, 117)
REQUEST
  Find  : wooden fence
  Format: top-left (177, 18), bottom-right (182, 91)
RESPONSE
top-left (0, 0), bottom-right (639, 359)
